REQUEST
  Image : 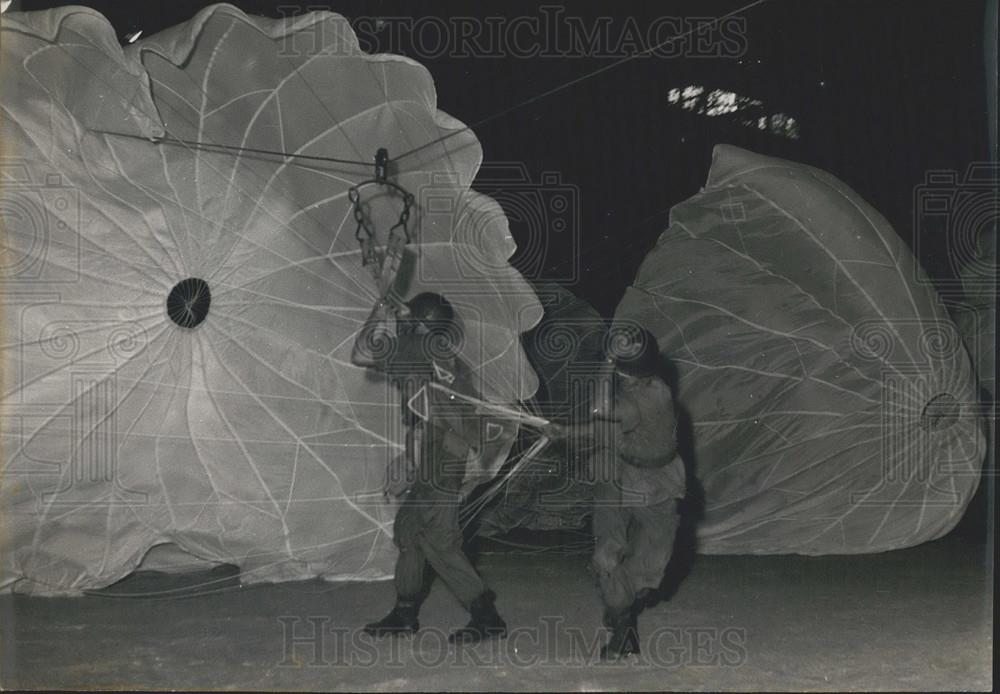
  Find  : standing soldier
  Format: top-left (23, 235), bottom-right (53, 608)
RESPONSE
top-left (351, 292), bottom-right (508, 644)
top-left (549, 325), bottom-right (685, 660)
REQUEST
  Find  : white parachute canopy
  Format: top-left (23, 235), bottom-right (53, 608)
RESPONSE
top-left (616, 144), bottom-right (986, 554)
top-left (0, 5), bottom-right (541, 594)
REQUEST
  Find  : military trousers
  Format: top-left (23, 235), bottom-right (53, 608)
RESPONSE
top-left (589, 450), bottom-right (684, 611)
top-left (391, 428), bottom-right (485, 608)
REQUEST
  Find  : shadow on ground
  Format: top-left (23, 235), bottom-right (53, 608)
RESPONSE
top-left (0, 535), bottom-right (992, 692)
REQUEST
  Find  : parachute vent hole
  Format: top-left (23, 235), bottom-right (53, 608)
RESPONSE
top-left (921, 393), bottom-right (960, 432)
top-left (167, 278), bottom-right (211, 329)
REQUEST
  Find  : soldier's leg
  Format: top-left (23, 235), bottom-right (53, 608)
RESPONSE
top-left (591, 445), bottom-right (642, 660)
top-left (592, 458), bottom-right (632, 612)
top-left (411, 483), bottom-right (508, 643)
top-left (414, 486), bottom-right (485, 607)
top-left (392, 492), bottom-right (429, 600)
top-left (364, 492), bottom-right (427, 637)
top-left (621, 498), bottom-right (681, 605)
top-left (593, 494), bottom-right (641, 659)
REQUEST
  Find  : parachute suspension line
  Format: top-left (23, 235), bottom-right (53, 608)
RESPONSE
top-left (92, 0), bottom-right (771, 179)
top-left (348, 148), bottom-right (416, 298)
top-left (459, 435), bottom-right (552, 531)
top-left (391, 0), bottom-right (771, 165)
top-left (89, 129), bottom-right (372, 168)
top-left (91, 0), bottom-right (770, 236)
top-left (92, 0), bottom-right (770, 210)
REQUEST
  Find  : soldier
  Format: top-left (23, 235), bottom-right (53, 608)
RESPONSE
top-left (549, 325), bottom-right (685, 660)
top-left (351, 292), bottom-right (508, 644)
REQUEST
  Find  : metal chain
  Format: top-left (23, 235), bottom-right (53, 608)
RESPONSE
top-left (349, 187), bottom-right (381, 270)
top-left (348, 149), bottom-right (416, 295)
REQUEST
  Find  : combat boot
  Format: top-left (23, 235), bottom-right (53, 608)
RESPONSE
top-left (448, 590), bottom-right (508, 644)
top-left (362, 597), bottom-right (420, 637)
top-left (600, 606), bottom-right (640, 660)
top-left (601, 591), bottom-right (652, 627)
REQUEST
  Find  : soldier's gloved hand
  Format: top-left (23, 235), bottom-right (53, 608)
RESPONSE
top-left (386, 294), bottom-right (410, 319)
top-left (592, 539), bottom-right (625, 574)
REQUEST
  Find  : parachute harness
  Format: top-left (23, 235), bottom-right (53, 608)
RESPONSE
top-left (348, 148), bottom-right (416, 296)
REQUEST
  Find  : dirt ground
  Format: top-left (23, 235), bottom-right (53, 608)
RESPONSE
top-left (0, 534), bottom-right (992, 692)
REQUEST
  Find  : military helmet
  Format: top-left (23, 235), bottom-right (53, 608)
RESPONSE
top-left (403, 292), bottom-right (455, 326)
top-left (401, 292), bottom-right (461, 357)
top-left (605, 324), bottom-right (660, 377)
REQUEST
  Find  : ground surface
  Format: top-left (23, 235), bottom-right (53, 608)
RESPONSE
top-left (0, 536), bottom-right (992, 692)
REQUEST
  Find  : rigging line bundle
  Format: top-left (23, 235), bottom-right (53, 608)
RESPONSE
top-left (78, 2), bottom-right (770, 509)
top-left (92, 0), bottom-right (770, 178)
top-left (90, 0), bottom-right (769, 296)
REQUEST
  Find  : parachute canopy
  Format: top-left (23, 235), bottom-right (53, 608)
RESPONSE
top-left (0, 4), bottom-right (541, 594)
top-left (616, 144), bottom-right (986, 554)
top-left (479, 284), bottom-right (605, 536)
top-left (521, 283), bottom-right (607, 422)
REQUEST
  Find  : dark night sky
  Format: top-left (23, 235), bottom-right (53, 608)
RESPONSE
top-left (16, 0), bottom-right (993, 315)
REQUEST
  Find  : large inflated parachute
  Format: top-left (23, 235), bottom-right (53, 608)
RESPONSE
top-left (479, 284), bottom-right (605, 536)
top-left (0, 5), bottom-right (541, 594)
top-left (616, 144), bottom-right (986, 554)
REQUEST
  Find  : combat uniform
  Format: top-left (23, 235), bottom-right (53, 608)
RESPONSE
top-left (589, 375), bottom-right (685, 613)
top-left (375, 336), bottom-right (486, 607)
top-left (361, 318), bottom-right (507, 643)
top-left (559, 368), bottom-right (684, 659)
